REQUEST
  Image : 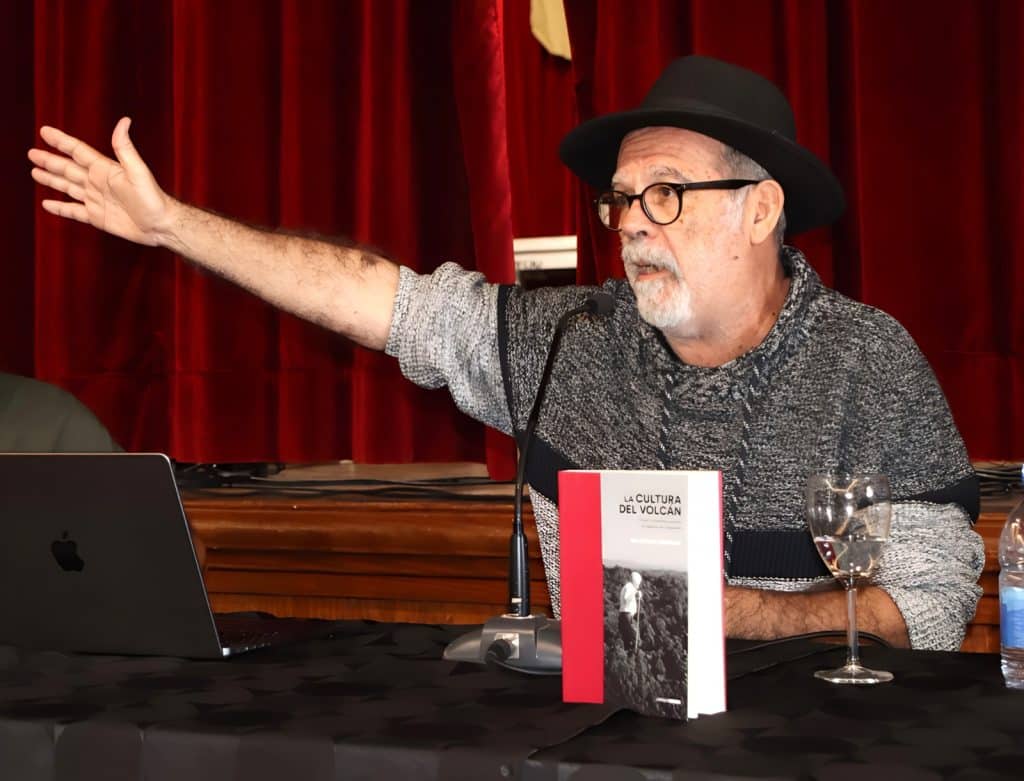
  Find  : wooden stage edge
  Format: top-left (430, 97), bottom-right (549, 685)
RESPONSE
top-left (182, 461), bottom-right (1009, 654)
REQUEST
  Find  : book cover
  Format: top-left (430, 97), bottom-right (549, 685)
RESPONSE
top-left (559, 470), bottom-right (725, 720)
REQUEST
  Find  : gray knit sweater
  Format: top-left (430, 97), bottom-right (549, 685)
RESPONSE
top-left (386, 248), bottom-right (984, 651)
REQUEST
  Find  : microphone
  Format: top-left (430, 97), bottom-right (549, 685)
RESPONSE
top-left (444, 290), bottom-right (615, 674)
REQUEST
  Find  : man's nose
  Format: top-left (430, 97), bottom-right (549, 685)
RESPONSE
top-left (618, 196), bottom-right (653, 241)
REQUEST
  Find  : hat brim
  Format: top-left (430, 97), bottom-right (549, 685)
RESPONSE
top-left (559, 107), bottom-right (845, 236)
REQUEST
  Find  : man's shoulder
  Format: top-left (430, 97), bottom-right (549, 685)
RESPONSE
top-left (809, 287), bottom-right (922, 358)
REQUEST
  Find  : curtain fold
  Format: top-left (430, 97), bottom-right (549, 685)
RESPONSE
top-left (502, 0), bottom-right (577, 239)
top-left (450, 0), bottom-right (518, 478)
top-left (0, 0), bottom-right (35, 377)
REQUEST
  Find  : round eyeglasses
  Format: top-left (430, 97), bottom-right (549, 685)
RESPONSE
top-left (594, 179), bottom-right (762, 231)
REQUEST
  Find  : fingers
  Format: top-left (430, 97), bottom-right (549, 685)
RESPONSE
top-left (29, 147), bottom-right (88, 203)
top-left (30, 133), bottom-right (98, 208)
top-left (30, 167), bottom-right (86, 202)
top-left (111, 116), bottom-right (146, 173)
top-left (28, 148), bottom-right (87, 185)
top-left (39, 125), bottom-right (103, 168)
top-left (41, 199), bottom-right (91, 224)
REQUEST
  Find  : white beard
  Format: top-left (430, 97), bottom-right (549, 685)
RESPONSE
top-left (622, 243), bottom-right (693, 330)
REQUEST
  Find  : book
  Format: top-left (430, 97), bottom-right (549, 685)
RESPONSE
top-left (558, 469), bottom-right (726, 720)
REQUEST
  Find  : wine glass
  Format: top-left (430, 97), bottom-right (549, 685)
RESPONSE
top-left (805, 472), bottom-right (893, 684)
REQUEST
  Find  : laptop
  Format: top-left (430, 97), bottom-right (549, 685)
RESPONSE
top-left (0, 452), bottom-right (335, 658)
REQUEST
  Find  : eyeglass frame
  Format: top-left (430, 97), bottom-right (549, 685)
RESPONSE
top-left (593, 179), bottom-right (763, 231)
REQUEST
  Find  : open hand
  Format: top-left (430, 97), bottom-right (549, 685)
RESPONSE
top-left (28, 117), bottom-right (175, 246)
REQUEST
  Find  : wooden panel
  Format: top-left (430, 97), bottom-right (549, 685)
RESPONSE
top-left (187, 499), bottom-right (539, 555)
top-left (207, 550), bottom-right (521, 578)
top-left (974, 595), bottom-right (999, 625)
top-left (205, 570), bottom-right (550, 605)
top-left (207, 594), bottom-right (521, 625)
top-left (961, 624), bottom-right (1000, 654)
top-left (184, 477), bottom-right (551, 626)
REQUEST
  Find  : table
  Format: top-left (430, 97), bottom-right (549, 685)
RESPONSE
top-left (1, 621), bottom-right (1021, 779)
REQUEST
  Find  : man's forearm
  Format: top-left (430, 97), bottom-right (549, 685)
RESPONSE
top-left (156, 200), bottom-right (400, 349)
top-left (724, 584), bottom-right (910, 648)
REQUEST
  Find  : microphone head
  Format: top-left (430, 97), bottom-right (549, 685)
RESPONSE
top-left (586, 291), bottom-right (616, 317)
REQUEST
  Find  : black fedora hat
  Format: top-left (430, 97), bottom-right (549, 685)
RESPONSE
top-left (559, 55), bottom-right (844, 236)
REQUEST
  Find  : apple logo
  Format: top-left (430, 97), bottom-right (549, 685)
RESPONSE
top-left (51, 531), bottom-right (85, 572)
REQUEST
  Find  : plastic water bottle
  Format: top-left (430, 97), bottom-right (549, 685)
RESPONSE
top-left (1000, 488), bottom-right (1024, 689)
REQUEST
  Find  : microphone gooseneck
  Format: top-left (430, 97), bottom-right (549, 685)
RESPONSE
top-left (443, 289), bottom-right (614, 675)
top-left (509, 290), bottom-right (615, 616)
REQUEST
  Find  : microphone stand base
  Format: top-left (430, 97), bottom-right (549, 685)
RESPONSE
top-left (443, 614), bottom-right (562, 675)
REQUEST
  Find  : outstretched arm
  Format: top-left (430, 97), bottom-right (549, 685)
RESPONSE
top-left (28, 118), bottom-right (398, 349)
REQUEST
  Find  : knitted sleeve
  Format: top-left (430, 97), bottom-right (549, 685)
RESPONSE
top-left (872, 501), bottom-right (985, 650)
top-left (384, 263), bottom-right (511, 434)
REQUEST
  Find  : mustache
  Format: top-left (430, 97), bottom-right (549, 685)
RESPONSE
top-left (621, 244), bottom-right (679, 276)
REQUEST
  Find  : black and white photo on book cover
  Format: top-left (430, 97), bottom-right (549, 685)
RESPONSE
top-left (601, 474), bottom-right (689, 719)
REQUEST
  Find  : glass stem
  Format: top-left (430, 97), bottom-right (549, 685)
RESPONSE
top-left (846, 582), bottom-right (860, 668)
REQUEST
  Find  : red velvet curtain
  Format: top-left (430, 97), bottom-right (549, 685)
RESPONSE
top-left (502, 1), bottom-right (577, 239)
top-left (4, 1), bottom-right (1023, 467)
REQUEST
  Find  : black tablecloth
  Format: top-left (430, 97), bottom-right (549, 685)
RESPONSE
top-left (0, 622), bottom-right (1021, 780)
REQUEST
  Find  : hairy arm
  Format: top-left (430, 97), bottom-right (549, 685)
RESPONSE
top-left (29, 118), bottom-right (397, 349)
top-left (157, 202), bottom-right (398, 348)
top-left (725, 584), bottom-right (910, 648)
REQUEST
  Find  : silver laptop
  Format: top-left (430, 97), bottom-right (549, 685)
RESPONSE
top-left (0, 452), bottom-right (331, 658)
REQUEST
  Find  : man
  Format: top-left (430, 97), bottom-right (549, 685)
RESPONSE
top-left (28, 55), bottom-right (984, 650)
top-left (619, 571), bottom-right (643, 652)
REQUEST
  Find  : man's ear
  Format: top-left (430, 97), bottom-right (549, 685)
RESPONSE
top-left (748, 180), bottom-right (785, 245)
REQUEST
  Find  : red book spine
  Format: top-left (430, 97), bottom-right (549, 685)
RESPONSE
top-left (559, 471), bottom-right (604, 703)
